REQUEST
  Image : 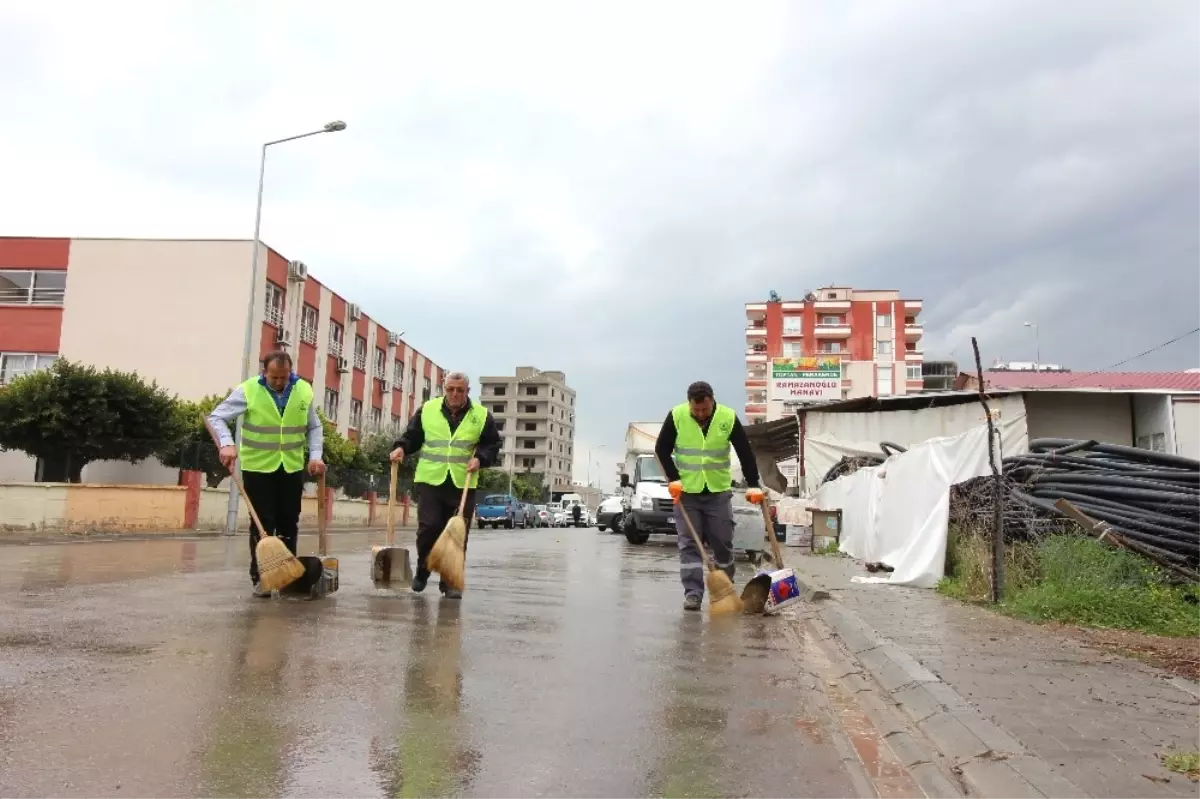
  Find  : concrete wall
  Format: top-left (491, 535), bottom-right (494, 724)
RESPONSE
top-left (1024, 391), bottom-right (1133, 446)
top-left (1172, 398), bottom-right (1199, 460)
top-left (1132, 394), bottom-right (1173, 452)
top-left (0, 480), bottom-right (403, 534)
top-left (57, 239), bottom-right (253, 400)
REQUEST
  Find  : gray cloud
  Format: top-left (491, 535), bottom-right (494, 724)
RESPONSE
top-left (1, 0), bottom-right (1196, 490)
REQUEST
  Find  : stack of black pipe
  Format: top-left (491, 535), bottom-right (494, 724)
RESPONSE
top-left (1006, 438), bottom-right (1199, 566)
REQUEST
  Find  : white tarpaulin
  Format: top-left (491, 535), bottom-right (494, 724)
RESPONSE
top-left (802, 393), bottom-right (1029, 490)
top-left (812, 424), bottom-right (998, 588)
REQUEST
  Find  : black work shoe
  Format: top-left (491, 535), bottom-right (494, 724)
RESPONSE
top-left (411, 575), bottom-right (428, 593)
top-left (683, 593), bottom-right (702, 611)
top-left (442, 588), bottom-right (463, 600)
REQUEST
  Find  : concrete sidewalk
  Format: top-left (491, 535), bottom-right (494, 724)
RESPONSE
top-left (0, 524), bottom-right (416, 546)
top-left (790, 553), bottom-right (1199, 799)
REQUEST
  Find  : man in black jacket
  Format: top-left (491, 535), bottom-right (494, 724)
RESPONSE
top-left (389, 371), bottom-right (502, 597)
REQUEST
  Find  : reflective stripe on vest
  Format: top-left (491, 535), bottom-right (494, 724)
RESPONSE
top-left (238, 377), bottom-right (314, 473)
top-left (413, 398), bottom-right (487, 489)
top-left (671, 402), bottom-right (735, 493)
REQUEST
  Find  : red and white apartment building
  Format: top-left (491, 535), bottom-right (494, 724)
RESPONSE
top-left (0, 236), bottom-right (444, 482)
top-left (745, 286), bottom-right (925, 422)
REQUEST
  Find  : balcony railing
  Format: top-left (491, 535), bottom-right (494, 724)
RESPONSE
top-left (354, 351), bottom-right (367, 371)
top-left (329, 336), bottom-right (343, 358)
top-left (265, 304), bottom-right (284, 327)
top-left (814, 324), bottom-right (852, 337)
top-left (301, 322), bottom-right (318, 346)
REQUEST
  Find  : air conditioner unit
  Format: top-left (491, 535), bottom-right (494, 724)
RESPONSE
top-left (336, 356), bottom-right (350, 373)
top-left (275, 328), bottom-right (293, 346)
top-left (348, 303), bottom-right (362, 320)
top-left (388, 333), bottom-right (402, 347)
top-left (287, 260), bottom-right (308, 281)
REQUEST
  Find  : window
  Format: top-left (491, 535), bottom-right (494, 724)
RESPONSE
top-left (495, 420), bottom-right (505, 432)
top-left (391, 414), bottom-right (402, 432)
top-left (783, 341), bottom-right (803, 357)
top-left (264, 282), bottom-right (284, 326)
top-left (523, 440), bottom-right (536, 450)
top-left (524, 404), bottom-right (537, 413)
top-left (877, 365), bottom-right (893, 397)
top-left (393, 360), bottom-right (404, 387)
top-left (907, 365), bottom-right (923, 381)
top-left (323, 388), bottom-right (339, 419)
top-left (819, 314), bottom-right (842, 326)
top-left (423, 377), bottom-right (432, 401)
top-left (0, 352), bottom-right (57, 385)
top-left (370, 407), bottom-right (383, 430)
top-left (783, 316), bottom-right (802, 333)
top-left (349, 399), bottom-right (363, 429)
top-left (493, 385), bottom-right (507, 396)
top-left (329, 321), bottom-right (344, 357)
top-left (524, 422), bottom-right (537, 431)
top-left (524, 386), bottom-right (538, 396)
top-left (878, 314), bottom-right (891, 327)
top-left (0, 269), bottom-right (67, 305)
top-left (374, 348), bottom-right (386, 378)
top-left (570, 396), bottom-right (574, 406)
top-left (818, 341), bottom-right (843, 353)
top-left (301, 305), bottom-right (319, 345)
top-left (522, 458), bottom-right (535, 469)
top-left (877, 341), bottom-right (893, 355)
top-left (492, 403), bottom-right (506, 414)
top-left (353, 336), bottom-right (367, 371)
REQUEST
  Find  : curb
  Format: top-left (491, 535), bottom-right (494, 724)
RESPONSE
top-left (0, 526), bottom-right (418, 547)
top-left (818, 601), bottom-right (1090, 798)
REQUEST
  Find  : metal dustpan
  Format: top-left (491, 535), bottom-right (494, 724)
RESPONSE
top-left (281, 473), bottom-right (340, 600)
top-left (372, 462), bottom-right (412, 588)
top-left (742, 496), bottom-right (802, 615)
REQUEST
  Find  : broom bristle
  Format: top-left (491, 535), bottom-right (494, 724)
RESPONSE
top-left (256, 536), bottom-right (306, 592)
top-left (741, 575), bottom-right (770, 614)
top-left (427, 514), bottom-right (467, 591)
top-left (706, 569), bottom-right (744, 615)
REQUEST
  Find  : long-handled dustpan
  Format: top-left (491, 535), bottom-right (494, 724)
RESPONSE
top-left (282, 472), bottom-right (340, 599)
top-left (742, 495), bottom-right (803, 615)
top-left (372, 461), bottom-right (413, 588)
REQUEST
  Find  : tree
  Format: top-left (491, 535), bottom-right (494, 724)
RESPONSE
top-left (359, 432), bottom-right (417, 500)
top-left (0, 359), bottom-right (182, 483)
top-left (475, 468), bottom-right (510, 494)
top-left (158, 392), bottom-right (232, 488)
top-left (512, 470), bottom-right (544, 502)
top-left (314, 410), bottom-right (357, 491)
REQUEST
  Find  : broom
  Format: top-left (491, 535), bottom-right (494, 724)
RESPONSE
top-left (205, 420), bottom-right (306, 592)
top-left (676, 496), bottom-right (744, 615)
top-left (426, 447), bottom-right (476, 592)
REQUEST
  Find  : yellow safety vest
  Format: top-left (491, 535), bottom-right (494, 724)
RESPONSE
top-left (413, 398), bottom-right (487, 489)
top-left (238, 377), bottom-right (313, 474)
top-left (671, 402), bottom-right (735, 493)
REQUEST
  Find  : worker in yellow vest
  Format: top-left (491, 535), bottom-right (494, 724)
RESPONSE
top-left (654, 381), bottom-right (764, 611)
top-left (208, 350), bottom-right (326, 597)
top-left (390, 371), bottom-right (502, 598)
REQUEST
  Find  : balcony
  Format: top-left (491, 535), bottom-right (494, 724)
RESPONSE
top-left (745, 302), bottom-right (767, 318)
top-left (813, 324), bottom-right (852, 338)
top-left (782, 302), bottom-right (806, 312)
top-left (745, 401), bottom-right (767, 414)
top-left (905, 349), bottom-right (924, 360)
top-left (905, 299), bottom-right (922, 315)
top-left (905, 323), bottom-right (924, 340)
top-left (814, 299), bottom-right (852, 312)
top-left (745, 323), bottom-right (767, 339)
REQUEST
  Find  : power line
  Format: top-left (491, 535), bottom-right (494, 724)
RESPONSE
top-left (1020, 327), bottom-right (1200, 391)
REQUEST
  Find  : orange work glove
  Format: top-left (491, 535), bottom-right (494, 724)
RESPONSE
top-left (745, 488), bottom-right (765, 504)
top-left (668, 480), bottom-right (683, 503)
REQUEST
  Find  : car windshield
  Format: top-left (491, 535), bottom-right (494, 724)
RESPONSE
top-left (638, 457), bottom-right (667, 482)
top-left (483, 494), bottom-right (507, 505)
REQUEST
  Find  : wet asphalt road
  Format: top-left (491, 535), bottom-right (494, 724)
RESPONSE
top-left (0, 527), bottom-right (897, 797)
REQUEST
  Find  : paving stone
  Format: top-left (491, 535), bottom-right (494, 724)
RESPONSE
top-left (957, 758), bottom-right (1042, 799)
top-left (917, 712), bottom-right (992, 764)
top-left (908, 762), bottom-right (963, 798)
top-left (892, 683), bottom-right (946, 723)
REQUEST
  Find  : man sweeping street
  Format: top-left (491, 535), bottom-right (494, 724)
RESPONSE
top-left (208, 350), bottom-right (325, 597)
top-left (654, 381), bottom-right (764, 611)
top-left (390, 371), bottom-right (502, 598)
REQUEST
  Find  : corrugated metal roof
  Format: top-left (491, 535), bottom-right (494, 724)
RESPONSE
top-left (981, 371), bottom-right (1200, 392)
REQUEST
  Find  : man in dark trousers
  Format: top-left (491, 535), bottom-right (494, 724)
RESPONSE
top-left (571, 502), bottom-right (582, 527)
top-left (208, 350), bottom-right (326, 597)
top-left (654, 380), bottom-right (764, 611)
top-left (390, 371), bottom-right (502, 598)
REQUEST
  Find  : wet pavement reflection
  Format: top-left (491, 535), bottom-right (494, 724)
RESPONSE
top-left (1, 529), bottom-right (869, 797)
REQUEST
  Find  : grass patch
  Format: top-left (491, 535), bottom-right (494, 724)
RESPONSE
top-left (938, 527), bottom-right (1200, 638)
top-left (1162, 751), bottom-right (1199, 779)
top-left (815, 539), bottom-right (842, 556)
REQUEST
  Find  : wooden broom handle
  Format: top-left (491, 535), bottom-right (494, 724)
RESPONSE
top-left (387, 461), bottom-right (399, 546)
top-left (456, 447), bottom-right (478, 516)
top-left (760, 494), bottom-right (786, 569)
top-left (676, 497), bottom-right (716, 572)
top-left (317, 472), bottom-right (328, 555)
top-left (204, 419), bottom-right (271, 539)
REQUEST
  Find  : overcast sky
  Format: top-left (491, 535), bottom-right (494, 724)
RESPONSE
top-left (3, 0), bottom-right (1197, 491)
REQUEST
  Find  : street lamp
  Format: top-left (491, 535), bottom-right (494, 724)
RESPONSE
top-left (224, 120), bottom-right (348, 534)
top-left (587, 444), bottom-right (605, 487)
top-left (1023, 322), bottom-right (1040, 371)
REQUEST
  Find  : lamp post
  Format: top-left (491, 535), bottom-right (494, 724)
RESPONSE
top-left (1023, 322), bottom-right (1040, 371)
top-left (224, 120), bottom-right (348, 535)
top-left (586, 444), bottom-right (605, 487)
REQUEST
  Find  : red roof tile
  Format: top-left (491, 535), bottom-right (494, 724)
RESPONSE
top-left (981, 370), bottom-right (1200, 392)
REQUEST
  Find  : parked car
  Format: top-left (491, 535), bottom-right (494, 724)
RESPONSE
top-left (595, 495), bottom-right (624, 532)
top-left (475, 494), bottom-right (530, 529)
top-left (533, 504), bottom-right (552, 527)
top-left (552, 510), bottom-right (567, 527)
top-left (520, 502), bottom-right (539, 527)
